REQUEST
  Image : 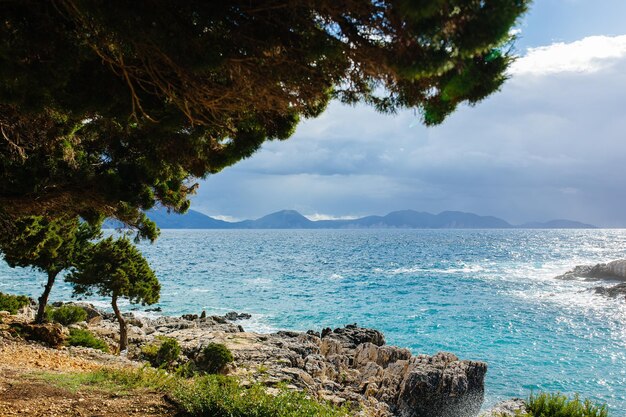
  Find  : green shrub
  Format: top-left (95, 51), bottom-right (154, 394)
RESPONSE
top-left (0, 292), bottom-right (29, 314)
top-left (67, 328), bottom-right (109, 352)
top-left (174, 375), bottom-right (349, 417)
top-left (525, 392), bottom-right (609, 417)
top-left (46, 304), bottom-right (88, 325)
top-left (195, 343), bottom-right (234, 374)
top-left (141, 336), bottom-right (181, 369)
top-left (174, 361), bottom-right (197, 378)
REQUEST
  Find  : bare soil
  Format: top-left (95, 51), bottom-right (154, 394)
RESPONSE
top-left (0, 322), bottom-right (178, 417)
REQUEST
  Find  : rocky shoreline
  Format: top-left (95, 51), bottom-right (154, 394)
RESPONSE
top-left (0, 300), bottom-right (530, 417)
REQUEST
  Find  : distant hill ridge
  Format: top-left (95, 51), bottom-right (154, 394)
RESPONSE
top-left (105, 208), bottom-right (596, 229)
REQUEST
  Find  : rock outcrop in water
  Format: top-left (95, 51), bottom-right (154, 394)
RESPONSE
top-left (556, 260), bottom-right (626, 302)
top-left (59, 304), bottom-right (487, 417)
top-left (555, 260), bottom-right (626, 281)
top-left (594, 283), bottom-right (626, 301)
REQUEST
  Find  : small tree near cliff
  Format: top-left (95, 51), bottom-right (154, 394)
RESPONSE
top-left (67, 237), bottom-right (160, 352)
top-left (0, 216), bottom-right (101, 323)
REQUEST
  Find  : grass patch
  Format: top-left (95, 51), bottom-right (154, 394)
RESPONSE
top-left (46, 305), bottom-right (88, 325)
top-left (518, 392), bottom-right (609, 417)
top-left (35, 367), bottom-right (349, 416)
top-left (0, 292), bottom-right (29, 314)
top-left (67, 329), bottom-right (109, 352)
top-left (174, 375), bottom-right (349, 417)
top-left (35, 366), bottom-right (175, 394)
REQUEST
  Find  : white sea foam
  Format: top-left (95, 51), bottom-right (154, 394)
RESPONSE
top-left (386, 264), bottom-right (485, 275)
top-left (243, 277), bottom-right (273, 286)
top-left (237, 314), bottom-right (279, 334)
top-left (191, 288), bottom-right (212, 293)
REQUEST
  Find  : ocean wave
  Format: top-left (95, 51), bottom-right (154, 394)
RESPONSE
top-left (243, 277), bottom-right (273, 285)
top-left (384, 264), bottom-right (486, 275)
top-left (191, 288), bottom-right (212, 293)
top-left (237, 314), bottom-right (279, 334)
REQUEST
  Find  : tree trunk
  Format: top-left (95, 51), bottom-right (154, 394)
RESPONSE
top-left (35, 270), bottom-right (57, 324)
top-left (111, 294), bottom-right (127, 353)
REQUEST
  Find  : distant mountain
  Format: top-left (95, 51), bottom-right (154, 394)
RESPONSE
top-left (103, 207), bottom-right (232, 229)
top-left (518, 219), bottom-right (597, 229)
top-left (314, 210), bottom-right (512, 229)
top-left (236, 210), bottom-right (314, 229)
top-left (104, 208), bottom-right (597, 230)
top-left (146, 208), bottom-right (232, 229)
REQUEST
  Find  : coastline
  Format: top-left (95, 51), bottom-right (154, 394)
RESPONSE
top-left (1, 301), bottom-right (505, 417)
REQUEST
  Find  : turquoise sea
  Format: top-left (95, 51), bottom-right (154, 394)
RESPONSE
top-left (1, 229), bottom-right (626, 413)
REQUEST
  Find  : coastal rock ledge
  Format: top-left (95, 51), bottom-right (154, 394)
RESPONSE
top-left (556, 259), bottom-right (626, 301)
top-left (62, 305), bottom-right (487, 417)
top-left (555, 259), bottom-right (626, 281)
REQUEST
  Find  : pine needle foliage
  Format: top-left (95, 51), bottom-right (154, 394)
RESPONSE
top-left (0, 1), bottom-right (530, 231)
top-left (0, 216), bottom-right (101, 323)
top-left (67, 237), bottom-right (160, 351)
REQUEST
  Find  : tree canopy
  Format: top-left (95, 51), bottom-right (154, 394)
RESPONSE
top-left (67, 236), bottom-right (160, 350)
top-left (0, 1), bottom-right (529, 233)
top-left (0, 215), bottom-right (101, 322)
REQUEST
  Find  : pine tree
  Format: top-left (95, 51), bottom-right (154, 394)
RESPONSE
top-left (0, 1), bottom-right (529, 230)
top-left (0, 216), bottom-right (101, 323)
top-left (67, 237), bottom-right (160, 352)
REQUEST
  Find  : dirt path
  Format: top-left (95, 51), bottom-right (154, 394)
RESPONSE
top-left (0, 337), bottom-right (178, 417)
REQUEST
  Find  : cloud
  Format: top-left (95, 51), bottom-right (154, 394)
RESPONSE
top-left (304, 214), bottom-right (360, 221)
top-left (511, 35), bottom-right (626, 75)
top-left (209, 215), bottom-right (242, 222)
top-left (193, 35), bottom-right (626, 227)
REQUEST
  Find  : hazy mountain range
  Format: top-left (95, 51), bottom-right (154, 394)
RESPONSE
top-left (106, 209), bottom-right (596, 229)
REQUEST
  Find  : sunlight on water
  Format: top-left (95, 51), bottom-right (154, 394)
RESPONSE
top-left (1, 229), bottom-right (626, 413)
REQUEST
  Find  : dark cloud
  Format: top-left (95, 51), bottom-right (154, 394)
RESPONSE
top-left (192, 37), bottom-right (626, 227)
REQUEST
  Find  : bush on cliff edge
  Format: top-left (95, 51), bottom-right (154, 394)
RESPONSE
top-left (46, 305), bottom-right (88, 325)
top-left (518, 392), bottom-right (609, 417)
top-left (141, 336), bottom-right (181, 370)
top-left (0, 292), bottom-right (29, 314)
top-left (194, 343), bottom-right (234, 375)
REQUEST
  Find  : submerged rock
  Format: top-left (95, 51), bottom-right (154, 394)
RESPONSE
top-left (556, 260), bottom-right (626, 281)
top-left (594, 283), bottom-right (626, 301)
top-left (224, 311), bottom-right (252, 321)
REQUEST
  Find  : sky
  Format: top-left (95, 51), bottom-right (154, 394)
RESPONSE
top-left (191, 1), bottom-right (626, 227)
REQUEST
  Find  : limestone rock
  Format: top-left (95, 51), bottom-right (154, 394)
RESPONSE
top-left (556, 259), bottom-right (626, 281)
top-left (81, 308), bottom-right (487, 417)
top-left (594, 283), bottom-right (626, 301)
top-left (480, 398), bottom-right (528, 416)
top-left (21, 323), bottom-right (69, 348)
top-left (396, 353), bottom-right (487, 417)
top-left (68, 302), bottom-right (102, 321)
top-left (355, 343), bottom-right (411, 368)
top-left (224, 311), bottom-right (252, 321)
top-left (330, 323), bottom-right (386, 347)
